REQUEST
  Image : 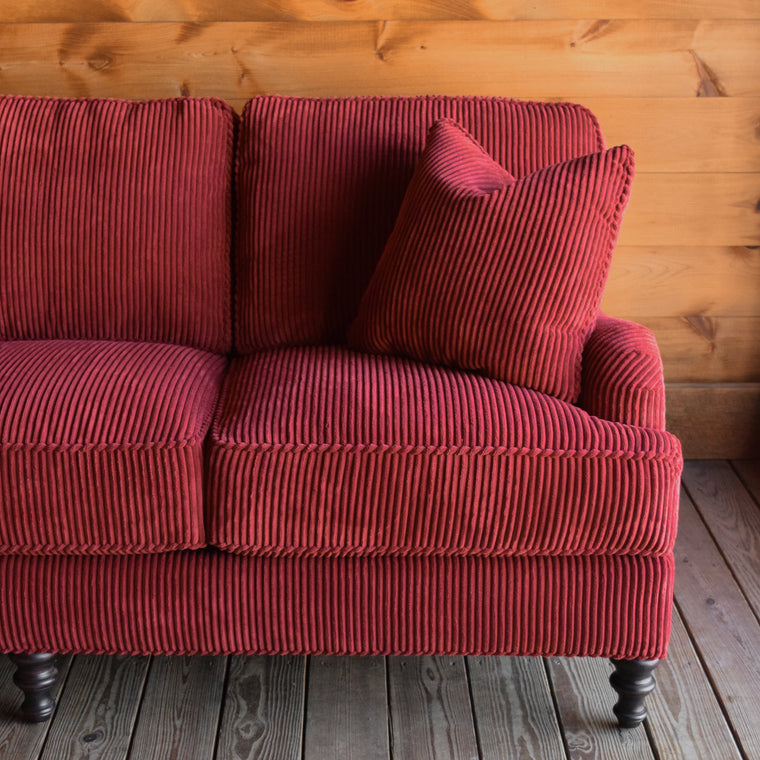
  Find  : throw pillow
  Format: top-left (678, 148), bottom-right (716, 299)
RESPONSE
top-left (347, 118), bottom-right (634, 402)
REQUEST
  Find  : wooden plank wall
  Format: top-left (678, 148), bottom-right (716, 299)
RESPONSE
top-left (1, 1), bottom-right (758, 456)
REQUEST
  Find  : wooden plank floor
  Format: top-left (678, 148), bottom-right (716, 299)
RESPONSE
top-left (1, 459), bottom-right (758, 760)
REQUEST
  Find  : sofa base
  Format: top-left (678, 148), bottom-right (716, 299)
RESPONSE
top-left (0, 549), bottom-right (673, 659)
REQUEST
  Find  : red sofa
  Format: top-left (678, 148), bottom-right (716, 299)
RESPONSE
top-left (0, 94), bottom-right (682, 728)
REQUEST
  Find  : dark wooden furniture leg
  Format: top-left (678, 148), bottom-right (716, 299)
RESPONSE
top-left (609, 658), bottom-right (659, 728)
top-left (8, 653), bottom-right (58, 722)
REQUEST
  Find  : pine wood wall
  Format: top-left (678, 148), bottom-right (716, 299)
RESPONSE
top-left (1, 1), bottom-right (759, 456)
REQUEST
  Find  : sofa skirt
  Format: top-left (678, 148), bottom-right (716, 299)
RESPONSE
top-left (0, 550), bottom-right (674, 660)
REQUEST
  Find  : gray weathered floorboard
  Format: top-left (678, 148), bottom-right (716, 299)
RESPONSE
top-left (732, 459), bottom-right (760, 502)
top-left (304, 655), bottom-right (389, 760)
top-left (127, 655), bottom-right (226, 760)
top-left (467, 655), bottom-right (565, 760)
top-left (646, 607), bottom-right (743, 760)
top-left (388, 656), bottom-right (479, 760)
top-left (216, 655), bottom-right (306, 760)
top-left (40, 654), bottom-right (149, 760)
top-left (674, 485), bottom-right (760, 760)
top-left (546, 656), bottom-right (655, 760)
top-left (683, 459), bottom-right (760, 616)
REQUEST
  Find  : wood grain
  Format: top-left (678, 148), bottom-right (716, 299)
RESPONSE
top-left (635, 317), bottom-right (760, 383)
top-left (224, 96), bottom-right (760, 172)
top-left (731, 458), bottom-right (760, 499)
top-left (578, 97), bottom-right (760, 173)
top-left (546, 657), bottom-right (655, 759)
top-left (127, 655), bottom-right (227, 760)
top-left (0, 655), bottom-right (71, 760)
top-left (619, 173), bottom-right (759, 248)
top-left (303, 656), bottom-right (388, 760)
top-left (674, 485), bottom-right (760, 760)
top-left (3, 1), bottom-right (760, 23)
top-left (387, 656), bottom-right (479, 760)
top-left (467, 655), bottom-right (564, 760)
top-left (645, 608), bottom-right (743, 760)
top-left (1, 21), bottom-right (759, 99)
top-left (40, 654), bottom-right (148, 760)
top-left (602, 246), bottom-right (760, 319)
top-left (666, 384), bottom-right (760, 459)
top-left (216, 655), bottom-right (306, 760)
top-left (682, 460), bottom-right (760, 616)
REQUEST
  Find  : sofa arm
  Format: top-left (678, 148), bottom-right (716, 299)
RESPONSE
top-left (580, 315), bottom-right (667, 430)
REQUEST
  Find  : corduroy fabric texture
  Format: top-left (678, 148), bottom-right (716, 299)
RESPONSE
top-left (207, 347), bottom-right (682, 558)
top-left (0, 340), bottom-right (226, 554)
top-left (235, 95), bottom-right (605, 352)
top-left (349, 120), bottom-right (634, 403)
top-left (0, 551), bottom-right (674, 659)
top-left (581, 315), bottom-right (668, 430)
top-left (0, 95), bottom-right (234, 352)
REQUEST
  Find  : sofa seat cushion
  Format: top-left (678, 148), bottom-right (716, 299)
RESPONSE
top-left (0, 340), bottom-right (226, 555)
top-left (207, 347), bottom-right (681, 558)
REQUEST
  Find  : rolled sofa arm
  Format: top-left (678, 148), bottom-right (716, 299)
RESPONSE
top-left (579, 314), bottom-right (667, 430)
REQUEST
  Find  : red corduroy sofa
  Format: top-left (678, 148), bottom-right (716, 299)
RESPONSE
top-left (0, 94), bottom-right (682, 728)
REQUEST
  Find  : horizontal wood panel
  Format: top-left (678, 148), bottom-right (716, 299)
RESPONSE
top-left (576, 97), bottom-right (760, 173)
top-left (639, 317), bottom-right (760, 383)
top-left (1, 21), bottom-right (759, 99)
top-left (602, 246), bottom-right (760, 318)
top-left (225, 96), bottom-right (760, 173)
top-left (620, 173), bottom-right (759, 247)
top-left (669, 384), bottom-right (760, 457)
top-left (2, 1), bottom-right (759, 23)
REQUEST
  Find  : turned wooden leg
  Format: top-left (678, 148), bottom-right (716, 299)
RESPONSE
top-left (609, 658), bottom-right (658, 728)
top-left (8, 653), bottom-right (58, 722)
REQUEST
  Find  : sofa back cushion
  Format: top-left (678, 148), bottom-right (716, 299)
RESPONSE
top-left (0, 96), bottom-right (234, 352)
top-left (235, 95), bottom-right (605, 353)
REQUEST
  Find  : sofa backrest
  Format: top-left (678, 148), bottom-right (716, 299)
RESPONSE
top-left (234, 95), bottom-right (605, 353)
top-left (0, 96), bottom-right (234, 352)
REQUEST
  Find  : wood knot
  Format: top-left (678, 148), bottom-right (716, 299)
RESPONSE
top-left (571, 20), bottom-right (612, 48)
top-left (87, 52), bottom-right (113, 72)
top-left (684, 315), bottom-right (717, 350)
top-left (690, 50), bottom-right (726, 97)
top-left (176, 22), bottom-right (208, 45)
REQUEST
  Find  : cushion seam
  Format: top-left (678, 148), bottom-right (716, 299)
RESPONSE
top-left (211, 438), bottom-right (682, 469)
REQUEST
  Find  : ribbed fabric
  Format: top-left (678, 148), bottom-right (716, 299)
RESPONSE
top-left (0, 551), bottom-right (674, 660)
top-left (0, 95), bottom-right (234, 352)
top-left (235, 95), bottom-right (605, 352)
top-left (581, 315), bottom-right (667, 430)
top-left (0, 340), bottom-right (226, 554)
top-left (207, 347), bottom-right (682, 558)
top-left (349, 120), bottom-right (634, 403)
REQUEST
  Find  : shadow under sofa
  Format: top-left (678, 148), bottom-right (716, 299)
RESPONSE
top-left (0, 93), bottom-right (682, 729)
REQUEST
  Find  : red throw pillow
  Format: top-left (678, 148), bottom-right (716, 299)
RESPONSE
top-left (348, 119), bottom-right (634, 402)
